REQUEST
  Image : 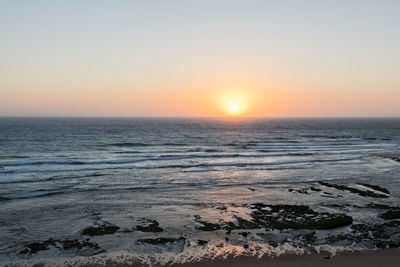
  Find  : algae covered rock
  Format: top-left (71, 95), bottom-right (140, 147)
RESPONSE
top-left (249, 203), bottom-right (353, 230)
top-left (380, 208), bottom-right (400, 220)
top-left (19, 238), bottom-right (101, 255)
top-left (136, 237), bottom-right (185, 245)
top-left (82, 222), bottom-right (120, 236)
top-left (135, 219), bottom-right (164, 232)
top-left (194, 203), bottom-right (353, 232)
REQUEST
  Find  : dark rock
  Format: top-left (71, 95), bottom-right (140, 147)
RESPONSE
top-left (135, 219), bottom-right (163, 232)
top-left (249, 204), bottom-right (353, 230)
top-left (318, 181), bottom-right (388, 198)
top-left (194, 215), bottom-right (222, 231)
top-left (310, 187), bottom-right (322, 192)
top-left (388, 157), bottom-right (400, 163)
top-left (380, 208), bottom-right (400, 220)
top-left (382, 220), bottom-right (400, 227)
top-left (82, 222), bottom-right (120, 236)
top-left (194, 204), bottom-right (352, 232)
top-left (243, 243), bottom-right (249, 249)
top-left (197, 239), bottom-right (208, 246)
top-left (21, 239), bottom-right (54, 254)
top-left (19, 238), bottom-right (101, 255)
top-left (348, 223), bottom-right (400, 248)
top-left (60, 239), bottom-right (100, 250)
top-left (239, 232), bottom-right (249, 237)
top-left (136, 237), bottom-right (185, 245)
top-left (288, 188), bottom-right (309, 194)
top-left (229, 216), bottom-right (259, 230)
top-left (358, 183), bottom-right (390, 195)
top-left (367, 203), bottom-right (392, 209)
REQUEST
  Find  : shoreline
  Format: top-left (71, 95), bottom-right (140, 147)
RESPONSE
top-left (2, 248), bottom-right (399, 267)
top-left (172, 248), bottom-right (400, 267)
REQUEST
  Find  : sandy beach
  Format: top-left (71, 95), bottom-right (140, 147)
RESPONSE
top-left (172, 248), bottom-right (400, 267)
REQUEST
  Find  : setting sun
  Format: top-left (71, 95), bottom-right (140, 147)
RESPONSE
top-left (219, 90), bottom-right (250, 116)
top-left (230, 103), bottom-right (240, 114)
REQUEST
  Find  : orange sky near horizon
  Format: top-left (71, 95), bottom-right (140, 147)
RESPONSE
top-left (2, 74), bottom-right (398, 117)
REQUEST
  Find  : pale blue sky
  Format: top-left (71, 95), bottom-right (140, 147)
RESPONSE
top-left (0, 0), bottom-right (399, 117)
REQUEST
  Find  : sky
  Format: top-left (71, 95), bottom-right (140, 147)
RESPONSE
top-left (0, 0), bottom-right (399, 117)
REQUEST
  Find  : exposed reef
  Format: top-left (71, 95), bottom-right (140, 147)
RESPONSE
top-left (249, 203), bottom-right (353, 230)
top-left (19, 238), bottom-right (102, 255)
top-left (135, 219), bottom-right (164, 232)
top-left (358, 183), bottom-right (390, 195)
top-left (379, 208), bottom-right (400, 220)
top-left (387, 157), bottom-right (400, 163)
top-left (82, 221), bottom-right (120, 236)
top-left (136, 237), bottom-right (185, 245)
top-left (318, 181), bottom-right (389, 198)
top-left (194, 203), bottom-right (353, 231)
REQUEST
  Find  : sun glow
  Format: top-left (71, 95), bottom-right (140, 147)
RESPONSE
top-left (230, 103), bottom-right (240, 114)
top-left (220, 90), bottom-right (250, 116)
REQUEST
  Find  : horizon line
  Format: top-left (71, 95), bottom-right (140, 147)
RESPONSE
top-left (0, 116), bottom-right (399, 119)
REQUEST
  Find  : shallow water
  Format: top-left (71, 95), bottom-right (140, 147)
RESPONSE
top-left (0, 118), bottom-right (399, 265)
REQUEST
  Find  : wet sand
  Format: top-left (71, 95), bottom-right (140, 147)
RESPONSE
top-left (172, 248), bottom-right (400, 267)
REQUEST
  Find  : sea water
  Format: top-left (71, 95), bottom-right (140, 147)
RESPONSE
top-left (0, 118), bottom-right (399, 265)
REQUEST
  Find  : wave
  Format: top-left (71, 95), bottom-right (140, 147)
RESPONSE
top-left (159, 143), bottom-right (189, 146)
top-left (0, 178), bottom-right (323, 202)
top-left (0, 173), bottom-right (108, 185)
top-left (147, 156), bottom-right (362, 169)
top-left (0, 156), bottom-right (361, 176)
top-left (0, 152), bottom-right (363, 175)
top-left (108, 142), bottom-right (190, 147)
top-left (222, 142), bottom-right (387, 150)
top-left (300, 134), bottom-right (357, 139)
top-left (1, 191), bottom-right (64, 201)
top-left (113, 151), bottom-right (144, 154)
top-left (0, 157), bottom-right (148, 168)
top-left (197, 157), bottom-right (360, 167)
top-left (108, 142), bottom-right (150, 147)
top-left (0, 157), bottom-right (86, 167)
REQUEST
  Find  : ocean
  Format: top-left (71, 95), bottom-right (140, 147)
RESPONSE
top-left (0, 118), bottom-right (399, 266)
